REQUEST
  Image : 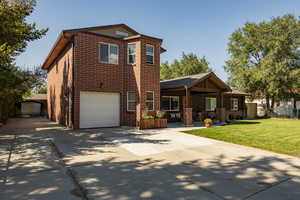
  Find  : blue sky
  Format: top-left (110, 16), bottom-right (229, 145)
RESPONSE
top-left (16, 0), bottom-right (300, 80)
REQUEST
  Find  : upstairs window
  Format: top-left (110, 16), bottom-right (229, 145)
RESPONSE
top-left (206, 97), bottom-right (217, 111)
top-left (146, 92), bottom-right (154, 111)
top-left (161, 96), bottom-right (179, 111)
top-left (99, 43), bottom-right (118, 64)
top-left (146, 44), bottom-right (154, 64)
top-left (231, 98), bottom-right (239, 111)
top-left (128, 44), bottom-right (136, 64)
top-left (127, 92), bottom-right (136, 111)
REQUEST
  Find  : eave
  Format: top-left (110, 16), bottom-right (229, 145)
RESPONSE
top-left (41, 32), bottom-right (73, 70)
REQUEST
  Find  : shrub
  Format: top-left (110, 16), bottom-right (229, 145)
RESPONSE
top-left (142, 109), bottom-right (154, 120)
top-left (156, 111), bottom-right (165, 119)
top-left (204, 118), bottom-right (212, 125)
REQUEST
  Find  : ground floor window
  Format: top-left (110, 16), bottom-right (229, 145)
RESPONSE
top-left (161, 96), bottom-right (179, 111)
top-left (231, 98), bottom-right (238, 111)
top-left (127, 92), bottom-right (136, 111)
top-left (206, 97), bottom-right (217, 111)
top-left (146, 92), bottom-right (154, 111)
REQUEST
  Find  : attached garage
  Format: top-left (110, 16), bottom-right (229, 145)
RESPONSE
top-left (80, 92), bottom-right (120, 128)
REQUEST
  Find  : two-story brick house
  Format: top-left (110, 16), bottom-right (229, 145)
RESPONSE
top-left (42, 24), bottom-right (165, 129)
top-left (42, 24), bottom-right (248, 129)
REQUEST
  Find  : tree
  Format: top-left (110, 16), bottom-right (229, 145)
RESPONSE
top-left (224, 14), bottom-right (300, 111)
top-left (160, 53), bottom-right (212, 80)
top-left (0, 0), bottom-right (48, 68)
top-left (0, 0), bottom-right (47, 122)
top-left (30, 66), bottom-right (47, 94)
top-left (160, 61), bottom-right (172, 80)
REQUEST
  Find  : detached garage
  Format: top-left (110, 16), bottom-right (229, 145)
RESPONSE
top-left (80, 92), bottom-right (120, 128)
top-left (16, 94), bottom-right (48, 117)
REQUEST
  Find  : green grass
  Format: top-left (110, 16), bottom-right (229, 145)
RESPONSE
top-left (184, 118), bottom-right (300, 157)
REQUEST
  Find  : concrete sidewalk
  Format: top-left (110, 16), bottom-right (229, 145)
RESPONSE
top-left (0, 118), bottom-right (79, 200)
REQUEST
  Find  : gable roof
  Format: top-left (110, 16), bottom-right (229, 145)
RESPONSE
top-left (160, 72), bottom-right (231, 91)
top-left (63, 23), bottom-right (139, 35)
top-left (160, 72), bottom-right (211, 89)
top-left (41, 24), bottom-right (165, 70)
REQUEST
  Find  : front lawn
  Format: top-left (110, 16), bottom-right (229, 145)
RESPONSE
top-left (184, 118), bottom-right (300, 157)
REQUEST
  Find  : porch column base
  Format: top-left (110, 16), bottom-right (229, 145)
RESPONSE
top-left (216, 108), bottom-right (226, 123)
top-left (183, 108), bottom-right (193, 126)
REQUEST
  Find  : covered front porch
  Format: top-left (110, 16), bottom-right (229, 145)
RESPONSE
top-left (160, 72), bottom-right (247, 125)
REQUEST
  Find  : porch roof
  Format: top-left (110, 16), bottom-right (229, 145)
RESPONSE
top-left (160, 72), bottom-right (231, 91)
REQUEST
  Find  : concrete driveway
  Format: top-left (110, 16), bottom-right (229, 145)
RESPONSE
top-left (49, 125), bottom-right (300, 200)
top-left (1, 118), bottom-right (300, 200)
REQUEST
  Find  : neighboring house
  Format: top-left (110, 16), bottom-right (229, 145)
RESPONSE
top-left (16, 94), bottom-right (47, 117)
top-left (42, 24), bottom-right (248, 129)
top-left (247, 95), bottom-right (300, 118)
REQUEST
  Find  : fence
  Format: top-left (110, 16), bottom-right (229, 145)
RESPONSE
top-left (270, 108), bottom-right (300, 119)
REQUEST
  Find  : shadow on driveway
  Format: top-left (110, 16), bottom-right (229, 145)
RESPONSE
top-left (45, 126), bottom-right (300, 200)
top-left (72, 155), bottom-right (300, 200)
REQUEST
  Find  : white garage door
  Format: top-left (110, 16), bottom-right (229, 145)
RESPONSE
top-left (21, 102), bottom-right (41, 115)
top-left (80, 92), bottom-right (120, 128)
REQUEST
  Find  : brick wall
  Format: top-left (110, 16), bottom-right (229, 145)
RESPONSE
top-left (47, 43), bottom-right (73, 126)
top-left (71, 33), bottom-right (161, 128)
top-left (136, 39), bottom-right (161, 125)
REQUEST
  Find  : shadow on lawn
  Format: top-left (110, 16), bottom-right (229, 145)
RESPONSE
top-left (229, 120), bottom-right (261, 125)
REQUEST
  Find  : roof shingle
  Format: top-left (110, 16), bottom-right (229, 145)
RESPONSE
top-left (160, 72), bottom-right (211, 89)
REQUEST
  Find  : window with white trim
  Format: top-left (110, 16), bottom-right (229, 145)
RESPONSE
top-left (127, 92), bottom-right (136, 111)
top-left (127, 43), bottom-right (136, 64)
top-left (146, 44), bottom-right (154, 64)
top-left (231, 98), bottom-right (238, 111)
top-left (205, 97), bottom-right (217, 111)
top-left (161, 96), bottom-right (179, 111)
top-left (99, 43), bottom-right (118, 64)
top-left (146, 92), bottom-right (154, 111)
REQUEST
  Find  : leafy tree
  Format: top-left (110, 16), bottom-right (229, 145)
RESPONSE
top-left (0, 0), bottom-right (47, 122)
top-left (224, 14), bottom-right (300, 110)
top-left (160, 61), bottom-right (172, 80)
top-left (0, 65), bottom-right (32, 119)
top-left (30, 66), bottom-right (47, 94)
top-left (160, 53), bottom-right (212, 80)
top-left (0, 0), bottom-right (47, 68)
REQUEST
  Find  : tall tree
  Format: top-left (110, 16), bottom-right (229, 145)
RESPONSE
top-left (160, 53), bottom-right (212, 80)
top-left (0, 0), bottom-right (47, 68)
top-left (224, 14), bottom-right (300, 110)
top-left (30, 66), bottom-right (47, 94)
top-left (0, 0), bottom-right (47, 122)
top-left (160, 61), bottom-right (172, 80)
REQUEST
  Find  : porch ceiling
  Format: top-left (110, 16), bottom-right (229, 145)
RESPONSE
top-left (161, 89), bottom-right (219, 96)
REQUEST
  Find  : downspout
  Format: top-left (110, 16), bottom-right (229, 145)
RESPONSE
top-left (71, 38), bottom-right (75, 129)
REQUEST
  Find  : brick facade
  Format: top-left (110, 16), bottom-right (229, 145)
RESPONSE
top-left (47, 43), bottom-right (73, 127)
top-left (46, 27), bottom-right (162, 129)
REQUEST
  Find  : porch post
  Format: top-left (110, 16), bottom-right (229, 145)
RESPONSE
top-left (216, 92), bottom-right (226, 123)
top-left (183, 86), bottom-right (193, 126)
